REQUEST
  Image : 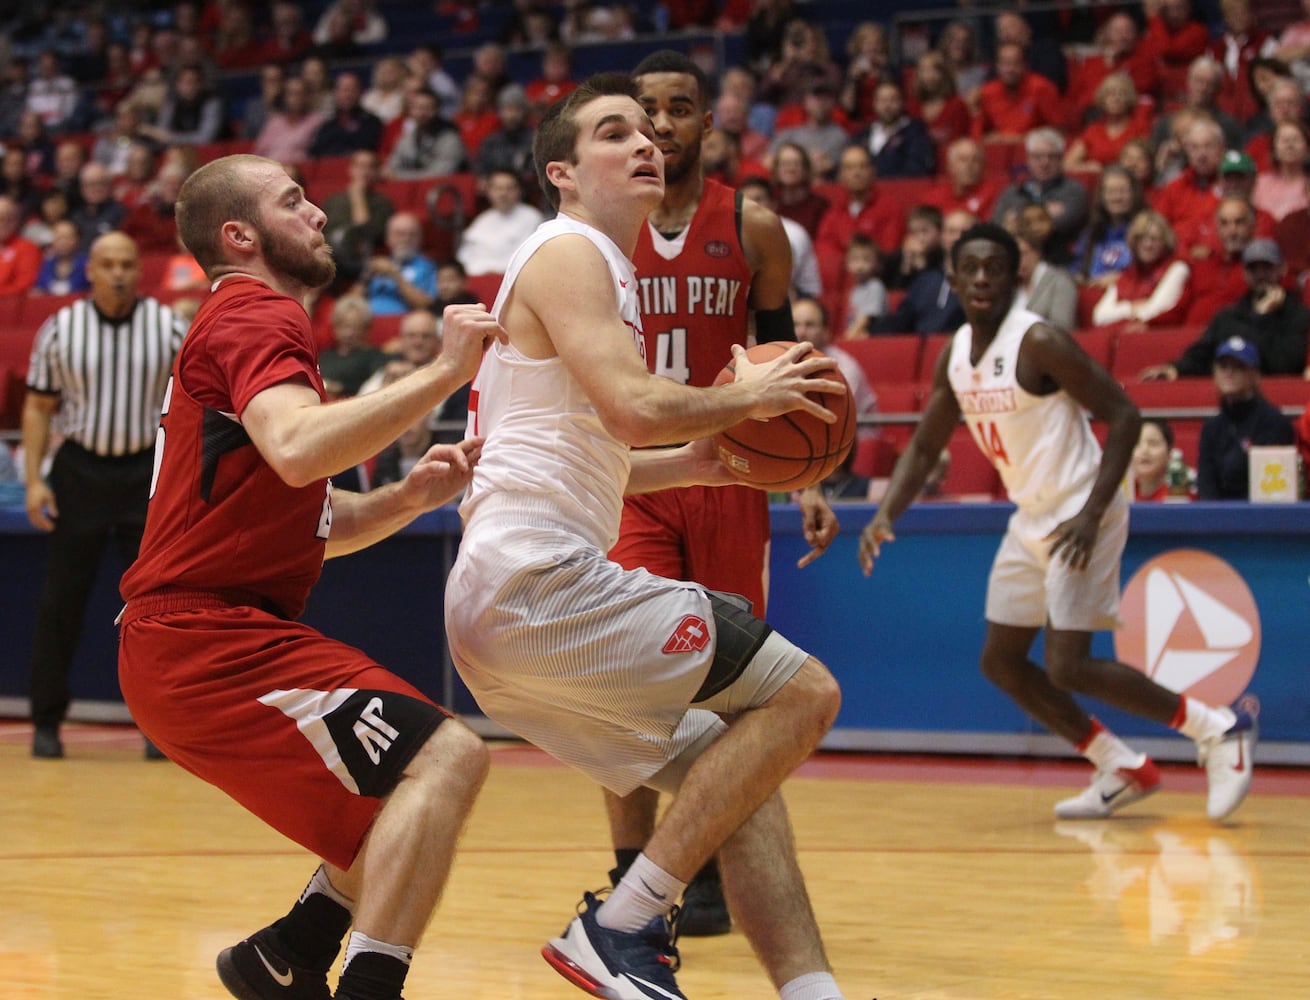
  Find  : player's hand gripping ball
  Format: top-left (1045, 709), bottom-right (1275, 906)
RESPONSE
top-left (712, 341), bottom-right (855, 491)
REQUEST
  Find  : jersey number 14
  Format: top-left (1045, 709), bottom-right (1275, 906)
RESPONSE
top-left (975, 420), bottom-right (1010, 466)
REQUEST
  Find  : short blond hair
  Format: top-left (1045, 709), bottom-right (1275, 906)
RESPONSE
top-left (176, 154), bottom-right (278, 275)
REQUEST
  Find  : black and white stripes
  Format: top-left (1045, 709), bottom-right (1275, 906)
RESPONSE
top-left (26, 297), bottom-right (186, 457)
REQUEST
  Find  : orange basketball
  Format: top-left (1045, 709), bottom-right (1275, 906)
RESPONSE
top-left (712, 341), bottom-right (855, 491)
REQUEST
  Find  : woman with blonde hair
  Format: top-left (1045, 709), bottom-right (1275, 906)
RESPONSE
top-left (1092, 209), bottom-right (1192, 329)
top-left (1064, 73), bottom-right (1150, 171)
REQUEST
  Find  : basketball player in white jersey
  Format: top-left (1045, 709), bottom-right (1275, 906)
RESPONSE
top-left (445, 73), bottom-right (851, 1000)
top-left (857, 222), bottom-right (1257, 823)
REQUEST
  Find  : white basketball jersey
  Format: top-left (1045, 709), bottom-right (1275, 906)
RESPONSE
top-left (459, 215), bottom-right (644, 552)
top-left (947, 305), bottom-right (1101, 515)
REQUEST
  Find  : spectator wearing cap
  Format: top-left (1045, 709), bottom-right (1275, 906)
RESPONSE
top-left (851, 81), bottom-right (935, 178)
top-left (1196, 335), bottom-right (1295, 499)
top-left (992, 128), bottom-right (1090, 258)
top-left (770, 79), bottom-right (852, 180)
top-left (971, 42), bottom-right (1065, 142)
top-left (1174, 151), bottom-right (1278, 257)
top-left (1253, 121), bottom-right (1310, 221)
top-left (1143, 237), bottom-right (1310, 379)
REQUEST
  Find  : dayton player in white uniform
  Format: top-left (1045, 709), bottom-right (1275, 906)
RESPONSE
top-left (857, 222), bottom-right (1257, 823)
top-left (444, 73), bottom-right (852, 1000)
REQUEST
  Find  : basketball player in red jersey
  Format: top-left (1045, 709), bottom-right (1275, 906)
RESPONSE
top-left (597, 50), bottom-right (841, 935)
top-left (117, 154), bottom-right (504, 1000)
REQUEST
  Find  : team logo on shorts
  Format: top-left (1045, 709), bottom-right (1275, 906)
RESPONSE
top-left (1114, 549), bottom-right (1260, 705)
top-left (662, 615), bottom-right (711, 654)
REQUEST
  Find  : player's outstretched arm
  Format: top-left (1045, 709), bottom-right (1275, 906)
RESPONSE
top-left (858, 347), bottom-right (960, 576)
top-left (518, 235), bottom-right (844, 447)
top-left (626, 437), bottom-right (738, 494)
top-left (243, 305), bottom-right (504, 487)
top-left (324, 439), bottom-right (482, 558)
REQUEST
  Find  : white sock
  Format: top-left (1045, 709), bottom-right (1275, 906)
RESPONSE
top-left (1175, 697), bottom-right (1236, 743)
top-left (780, 971), bottom-right (845, 1000)
top-left (303, 865), bottom-right (355, 911)
top-left (343, 931), bottom-right (413, 966)
top-left (1081, 722), bottom-right (1143, 773)
top-left (596, 853), bottom-right (686, 933)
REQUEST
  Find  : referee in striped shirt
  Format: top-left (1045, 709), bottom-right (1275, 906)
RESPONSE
top-left (23, 231), bottom-right (186, 759)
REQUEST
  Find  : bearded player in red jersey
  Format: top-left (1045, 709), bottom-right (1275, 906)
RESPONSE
top-left (597, 51), bottom-right (840, 936)
top-left (117, 154), bottom-right (504, 1000)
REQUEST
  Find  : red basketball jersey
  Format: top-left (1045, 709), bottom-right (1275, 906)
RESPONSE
top-left (632, 178), bottom-right (753, 386)
top-left (120, 278), bottom-right (331, 619)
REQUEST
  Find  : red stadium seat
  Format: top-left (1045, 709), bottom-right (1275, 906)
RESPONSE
top-left (940, 423), bottom-right (1002, 499)
top-left (465, 273), bottom-right (503, 307)
top-left (850, 435), bottom-right (899, 478)
top-left (869, 382), bottom-right (921, 451)
top-left (1111, 326), bottom-right (1199, 379)
top-left (1170, 418), bottom-right (1204, 467)
top-left (1262, 377), bottom-right (1310, 409)
top-left (1124, 379), bottom-right (1216, 412)
top-left (1072, 327), bottom-right (1115, 370)
top-left (368, 313), bottom-right (404, 349)
top-left (918, 333), bottom-right (953, 381)
top-left (839, 335), bottom-right (920, 386)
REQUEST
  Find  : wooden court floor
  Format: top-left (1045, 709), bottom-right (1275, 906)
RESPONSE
top-left (2, 722), bottom-right (1308, 1000)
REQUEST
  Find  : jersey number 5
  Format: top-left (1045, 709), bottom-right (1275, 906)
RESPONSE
top-left (975, 420), bottom-right (1010, 466)
top-left (654, 326), bottom-right (691, 384)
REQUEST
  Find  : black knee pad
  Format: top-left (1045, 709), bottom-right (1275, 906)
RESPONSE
top-left (691, 590), bottom-right (771, 703)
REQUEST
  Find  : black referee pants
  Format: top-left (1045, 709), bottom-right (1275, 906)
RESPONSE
top-left (29, 442), bottom-right (153, 729)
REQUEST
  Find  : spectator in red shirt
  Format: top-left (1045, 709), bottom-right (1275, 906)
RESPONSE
top-left (714, 89), bottom-right (770, 164)
top-left (1174, 150), bottom-right (1278, 256)
top-left (972, 42), bottom-right (1064, 142)
top-left (814, 145), bottom-right (907, 292)
top-left (252, 0), bottom-right (314, 64)
top-left (1064, 73), bottom-right (1152, 172)
top-left (525, 43), bottom-right (578, 124)
top-left (121, 162), bottom-right (188, 256)
top-left (1184, 195), bottom-right (1260, 322)
top-left (1153, 117), bottom-right (1225, 233)
top-left (1067, 13), bottom-right (1161, 122)
top-left (770, 141), bottom-right (830, 239)
top-left (906, 51), bottom-right (972, 151)
top-left (921, 137), bottom-right (1003, 220)
top-left (1209, 0), bottom-right (1278, 123)
top-left (1141, 0), bottom-right (1211, 105)
top-left (0, 195), bottom-right (42, 296)
top-left (453, 75), bottom-right (502, 160)
top-left (1244, 76), bottom-right (1307, 171)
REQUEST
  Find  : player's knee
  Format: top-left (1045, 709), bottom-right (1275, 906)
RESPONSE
top-left (416, 718), bottom-right (490, 796)
top-left (786, 656), bottom-right (841, 733)
top-left (1044, 652), bottom-right (1088, 693)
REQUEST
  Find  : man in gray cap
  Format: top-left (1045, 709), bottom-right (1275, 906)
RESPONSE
top-left (1142, 237), bottom-right (1310, 379)
top-left (1196, 335), bottom-right (1296, 498)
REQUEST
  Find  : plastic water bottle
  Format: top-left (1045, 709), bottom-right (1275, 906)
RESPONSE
top-left (1166, 448), bottom-right (1189, 500)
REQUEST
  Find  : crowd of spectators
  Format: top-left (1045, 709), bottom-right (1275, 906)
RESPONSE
top-left (3, 0), bottom-right (1310, 497)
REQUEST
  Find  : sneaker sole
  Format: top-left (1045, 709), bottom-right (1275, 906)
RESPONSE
top-left (1054, 780), bottom-right (1161, 820)
top-left (216, 949), bottom-right (266, 1000)
top-left (542, 941), bottom-right (616, 999)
